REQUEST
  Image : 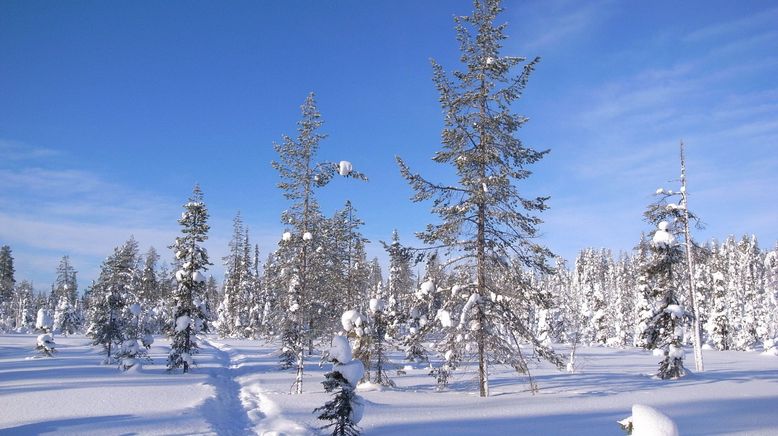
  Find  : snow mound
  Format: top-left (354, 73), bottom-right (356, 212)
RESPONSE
top-left (619, 404), bottom-right (678, 436)
top-left (349, 394), bottom-right (364, 423)
top-left (302, 232), bottom-right (312, 241)
top-left (192, 271), bottom-right (206, 283)
top-left (652, 223), bottom-right (675, 247)
top-left (37, 334), bottom-right (54, 348)
top-left (328, 335), bottom-right (352, 364)
top-left (336, 359), bottom-right (365, 388)
top-left (282, 232), bottom-right (292, 242)
top-left (339, 160), bottom-right (353, 176)
top-left (341, 310), bottom-right (365, 333)
top-left (369, 298), bottom-right (386, 313)
top-left (175, 315), bottom-right (191, 333)
top-left (436, 309), bottom-right (453, 328)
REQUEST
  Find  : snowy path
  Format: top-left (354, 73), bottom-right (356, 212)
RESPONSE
top-left (200, 338), bottom-right (308, 436)
top-left (198, 337), bottom-right (254, 435)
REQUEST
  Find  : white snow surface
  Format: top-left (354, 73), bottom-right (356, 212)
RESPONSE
top-left (2, 334), bottom-right (778, 435)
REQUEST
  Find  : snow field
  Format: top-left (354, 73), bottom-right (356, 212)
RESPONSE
top-left (1, 334), bottom-right (777, 435)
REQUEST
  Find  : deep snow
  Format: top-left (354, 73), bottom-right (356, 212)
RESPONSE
top-left (1, 334), bottom-right (776, 435)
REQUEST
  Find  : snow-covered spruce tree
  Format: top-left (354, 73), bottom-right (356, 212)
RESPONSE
top-left (315, 335), bottom-right (365, 436)
top-left (51, 255), bottom-right (78, 307)
top-left (138, 247), bottom-right (160, 311)
top-left (573, 249), bottom-right (608, 345)
top-left (53, 296), bottom-right (79, 335)
top-left (334, 201), bottom-right (370, 313)
top-left (0, 245), bottom-right (16, 331)
top-left (611, 252), bottom-right (636, 346)
top-left (706, 270), bottom-right (731, 350)
top-left (636, 221), bottom-right (689, 380)
top-left (13, 280), bottom-right (35, 332)
top-left (734, 235), bottom-right (765, 350)
top-left (368, 295), bottom-right (394, 387)
top-left (649, 142), bottom-right (705, 371)
top-left (272, 93), bottom-right (366, 393)
top-left (764, 244), bottom-right (778, 351)
top-left (381, 230), bottom-right (416, 321)
top-left (396, 0), bottom-right (562, 396)
top-left (86, 238), bottom-right (138, 363)
top-left (218, 212), bottom-right (249, 338)
top-left (401, 255), bottom-right (444, 363)
top-left (168, 185), bottom-right (211, 373)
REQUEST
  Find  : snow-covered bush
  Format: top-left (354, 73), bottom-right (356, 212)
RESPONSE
top-left (315, 335), bottom-right (364, 435)
top-left (35, 308), bottom-right (53, 333)
top-left (36, 333), bottom-right (56, 357)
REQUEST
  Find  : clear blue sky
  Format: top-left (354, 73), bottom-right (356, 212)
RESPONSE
top-left (2, 0), bottom-right (776, 292)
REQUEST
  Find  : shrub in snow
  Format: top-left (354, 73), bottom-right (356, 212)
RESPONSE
top-left (315, 335), bottom-right (364, 436)
top-left (618, 404), bottom-right (678, 436)
top-left (36, 334), bottom-right (56, 357)
top-left (115, 339), bottom-right (147, 371)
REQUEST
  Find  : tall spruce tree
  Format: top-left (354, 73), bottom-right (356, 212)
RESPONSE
top-left (168, 185), bottom-right (211, 373)
top-left (396, 0), bottom-right (561, 396)
top-left (272, 93), bottom-right (365, 393)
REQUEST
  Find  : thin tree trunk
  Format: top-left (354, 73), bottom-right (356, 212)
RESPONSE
top-left (680, 142), bottom-right (704, 372)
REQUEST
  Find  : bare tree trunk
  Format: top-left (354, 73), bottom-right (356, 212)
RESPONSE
top-left (680, 141), bottom-right (704, 372)
top-left (477, 202), bottom-right (489, 398)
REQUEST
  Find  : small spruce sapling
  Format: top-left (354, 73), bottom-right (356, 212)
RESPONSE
top-left (36, 333), bottom-right (56, 357)
top-left (315, 335), bottom-right (364, 436)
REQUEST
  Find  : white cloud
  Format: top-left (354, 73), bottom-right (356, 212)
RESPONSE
top-left (0, 139), bottom-right (59, 161)
top-left (683, 7), bottom-right (778, 42)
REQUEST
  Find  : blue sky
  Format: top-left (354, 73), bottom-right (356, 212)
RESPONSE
top-left (1, 0), bottom-right (776, 292)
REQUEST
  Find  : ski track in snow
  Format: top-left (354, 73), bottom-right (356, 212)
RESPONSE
top-left (198, 337), bottom-right (255, 436)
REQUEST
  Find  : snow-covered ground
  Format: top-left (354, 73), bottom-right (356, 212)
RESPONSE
top-left (1, 334), bottom-right (776, 435)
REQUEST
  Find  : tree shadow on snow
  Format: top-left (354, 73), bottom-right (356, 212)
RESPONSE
top-left (0, 415), bottom-right (135, 436)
